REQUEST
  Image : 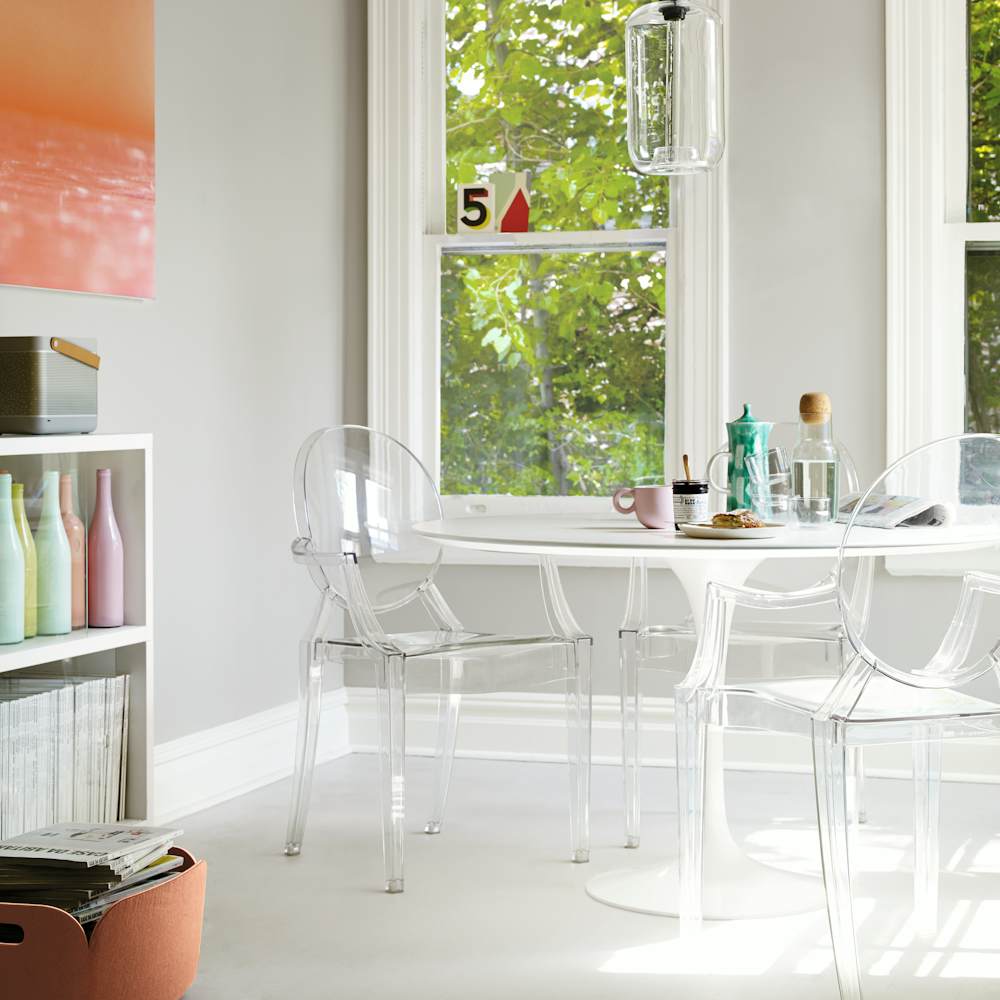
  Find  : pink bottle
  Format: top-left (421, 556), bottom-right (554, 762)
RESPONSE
top-left (60, 474), bottom-right (86, 629)
top-left (88, 468), bottom-right (124, 627)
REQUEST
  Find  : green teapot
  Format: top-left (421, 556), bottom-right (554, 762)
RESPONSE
top-left (707, 403), bottom-right (773, 511)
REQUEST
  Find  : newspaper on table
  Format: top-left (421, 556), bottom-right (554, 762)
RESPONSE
top-left (837, 494), bottom-right (953, 530)
top-left (0, 823), bottom-right (182, 869)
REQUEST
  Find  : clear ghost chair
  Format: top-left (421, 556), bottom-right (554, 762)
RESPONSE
top-left (284, 426), bottom-right (592, 892)
top-left (676, 433), bottom-right (1000, 1000)
top-left (620, 423), bottom-right (869, 847)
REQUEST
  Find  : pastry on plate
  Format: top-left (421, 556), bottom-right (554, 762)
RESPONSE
top-left (711, 509), bottom-right (765, 529)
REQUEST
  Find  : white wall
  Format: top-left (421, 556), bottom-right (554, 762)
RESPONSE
top-left (729, 0), bottom-right (886, 488)
top-left (0, 0), bottom-right (367, 743)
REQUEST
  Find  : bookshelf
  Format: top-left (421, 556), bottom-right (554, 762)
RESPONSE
top-left (0, 434), bottom-right (153, 822)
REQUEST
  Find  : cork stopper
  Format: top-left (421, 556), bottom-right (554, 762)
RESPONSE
top-left (799, 392), bottom-right (832, 425)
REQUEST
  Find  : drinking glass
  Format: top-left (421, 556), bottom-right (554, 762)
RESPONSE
top-left (796, 496), bottom-right (832, 527)
top-left (745, 447), bottom-right (796, 523)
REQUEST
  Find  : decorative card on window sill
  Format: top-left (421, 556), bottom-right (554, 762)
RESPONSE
top-left (456, 173), bottom-right (530, 234)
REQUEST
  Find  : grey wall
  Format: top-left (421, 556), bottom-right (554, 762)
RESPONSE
top-left (0, 0), bottom-right (367, 743)
top-left (729, 0), bottom-right (886, 488)
top-left (360, 0), bottom-right (889, 696)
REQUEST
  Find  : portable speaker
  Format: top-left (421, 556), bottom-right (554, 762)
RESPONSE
top-left (0, 337), bottom-right (99, 434)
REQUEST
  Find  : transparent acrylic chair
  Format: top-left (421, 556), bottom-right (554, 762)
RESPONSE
top-left (676, 433), bottom-right (1000, 1000)
top-left (620, 424), bottom-right (868, 847)
top-left (283, 426), bottom-right (592, 892)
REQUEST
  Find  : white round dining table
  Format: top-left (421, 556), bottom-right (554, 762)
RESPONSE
top-left (415, 513), bottom-right (993, 920)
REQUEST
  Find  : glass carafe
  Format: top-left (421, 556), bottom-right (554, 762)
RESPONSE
top-left (792, 393), bottom-right (839, 526)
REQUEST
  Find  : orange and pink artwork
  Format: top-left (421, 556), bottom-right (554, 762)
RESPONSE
top-left (0, 0), bottom-right (155, 298)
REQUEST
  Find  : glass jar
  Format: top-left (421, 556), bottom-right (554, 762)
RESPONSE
top-left (672, 478), bottom-right (710, 529)
top-left (626, 1), bottom-right (725, 175)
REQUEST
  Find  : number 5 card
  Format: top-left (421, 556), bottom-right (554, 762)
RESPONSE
top-left (457, 183), bottom-right (495, 233)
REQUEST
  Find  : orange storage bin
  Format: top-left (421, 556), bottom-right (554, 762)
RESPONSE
top-left (0, 848), bottom-right (207, 1000)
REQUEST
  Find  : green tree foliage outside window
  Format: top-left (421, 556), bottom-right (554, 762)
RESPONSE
top-left (968, 2), bottom-right (1000, 434)
top-left (441, 1), bottom-right (669, 496)
top-left (969, 0), bottom-right (1000, 222)
top-left (967, 248), bottom-right (1000, 431)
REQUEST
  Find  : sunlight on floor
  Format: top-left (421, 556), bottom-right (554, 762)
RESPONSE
top-left (743, 824), bottom-right (911, 874)
top-left (599, 877), bottom-right (1000, 980)
top-left (599, 915), bottom-right (820, 976)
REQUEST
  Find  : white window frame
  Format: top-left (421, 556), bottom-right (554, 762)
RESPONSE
top-left (368, 0), bottom-right (730, 520)
top-left (886, 0), bottom-right (1000, 575)
top-left (887, 0), bottom-right (1000, 459)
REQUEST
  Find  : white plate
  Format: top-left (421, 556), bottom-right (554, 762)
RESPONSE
top-left (679, 521), bottom-right (788, 540)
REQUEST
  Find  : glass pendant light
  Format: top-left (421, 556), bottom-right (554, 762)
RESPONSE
top-left (626, 1), bottom-right (724, 174)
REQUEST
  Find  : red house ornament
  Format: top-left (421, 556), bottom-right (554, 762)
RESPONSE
top-left (492, 171), bottom-right (531, 232)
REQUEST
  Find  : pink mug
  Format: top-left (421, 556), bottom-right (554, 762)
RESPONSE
top-left (612, 485), bottom-right (674, 529)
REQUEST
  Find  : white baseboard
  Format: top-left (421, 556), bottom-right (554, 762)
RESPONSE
top-left (153, 688), bottom-right (350, 823)
top-left (153, 684), bottom-right (1000, 823)
top-left (345, 686), bottom-right (1000, 785)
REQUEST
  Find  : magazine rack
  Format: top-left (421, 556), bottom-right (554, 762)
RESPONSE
top-left (0, 848), bottom-right (206, 1000)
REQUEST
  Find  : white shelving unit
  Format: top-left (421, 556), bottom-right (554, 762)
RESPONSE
top-left (0, 434), bottom-right (153, 821)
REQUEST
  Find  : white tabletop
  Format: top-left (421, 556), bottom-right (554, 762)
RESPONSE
top-left (416, 514), bottom-right (995, 561)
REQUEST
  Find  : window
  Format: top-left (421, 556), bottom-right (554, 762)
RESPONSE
top-left (886, 0), bottom-right (1000, 570)
top-left (440, 1), bottom-right (670, 497)
top-left (441, 248), bottom-right (666, 496)
top-left (887, 0), bottom-right (1000, 458)
top-left (966, 2), bottom-right (1000, 437)
top-left (968, 0), bottom-right (1000, 226)
top-left (368, 1), bottom-right (728, 514)
top-left (967, 245), bottom-right (1000, 432)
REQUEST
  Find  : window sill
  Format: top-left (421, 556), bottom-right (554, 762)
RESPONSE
top-left (441, 494), bottom-right (612, 518)
top-left (438, 548), bottom-right (637, 570)
top-left (437, 495), bottom-right (633, 568)
top-left (885, 548), bottom-right (1000, 577)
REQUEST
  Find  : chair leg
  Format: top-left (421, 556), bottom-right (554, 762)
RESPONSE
top-left (852, 747), bottom-right (867, 825)
top-left (284, 634), bottom-right (326, 856)
top-left (567, 638), bottom-right (592, 863)
top-left (425, 659), bottom-right (463, 835)
top-left (840, 636), bottom-right (867, 827)
top-left (676, 691), bottom-right (709, 926)
top-left (813, 721), bottom-right (862, 1000)
top-left (913, 727), bottom-right (943, 937)
top-left (619, 629), bottom-right (641, 848)
top-left (375, 653), bottom-right (406, 893)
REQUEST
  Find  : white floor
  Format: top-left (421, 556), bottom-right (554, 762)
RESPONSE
top-left (178, 754), bottom-right (1000, 1000)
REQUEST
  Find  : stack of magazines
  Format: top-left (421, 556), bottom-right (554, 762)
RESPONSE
top-left (0, 675), bottom-right (129, 837)
top-left (0, 824), bottom-right (184, 924)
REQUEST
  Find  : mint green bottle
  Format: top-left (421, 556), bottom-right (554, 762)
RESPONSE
top-left (36, 470), bottom-right (71, 635)
top-left (0, 473), bottom-right (25, 644)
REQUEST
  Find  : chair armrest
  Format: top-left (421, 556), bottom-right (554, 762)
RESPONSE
top-left (338, 553), bottom-right (405, 655)
top-left (539, 557), bottom-right (589, 640)
top-left (962, 570), bottom-right (1000, 597)
top-left (912, 570), bottom-right (1000, 683)
top-left (291, 536), bottom-right (347, 564)
top-left (619, 558), bottom-right (648, 632)
top-left (675, 575), bottom-right (839, 698)
top-left (419, 582), bottom-right (465, 633)
top-left (703, 573), bottom-right (839, 612)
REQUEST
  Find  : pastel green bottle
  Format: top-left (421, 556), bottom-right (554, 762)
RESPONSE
top-left (35, 470), bottom-right (71, 636)
top-left (12, 483), bottom-right (37, 638)
top-left (0, 474), bottom-right (25, 644)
